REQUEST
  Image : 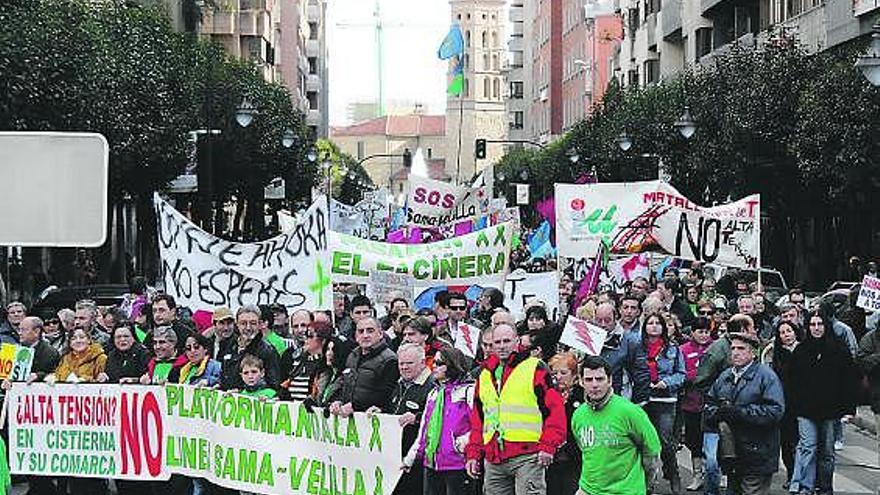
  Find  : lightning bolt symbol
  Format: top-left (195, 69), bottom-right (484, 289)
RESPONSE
top-left (572, 320), bottom-right (598, 355)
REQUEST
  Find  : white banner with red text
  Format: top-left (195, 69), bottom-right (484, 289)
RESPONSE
top-left (555, 181), bottom-right (760, 268)
top-left (8, 383), bottom-right (402, 495)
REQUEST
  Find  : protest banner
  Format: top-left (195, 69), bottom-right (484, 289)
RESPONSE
top-left (451, 322), bottom-right (480, 358)
top-left (555, 181), bottom-right (760, 268)
top-left (9, 384), bottom-right (404, 495)
top-left (857, 275), bottom-right (880, 312)
top-left (504, 271), bottom-right (560, 321)
top-left (405, 175), bottom-right (491, 227)
top-left (329, 190), bottom-right (390, 240)
top-left (0, 343), bottom-right (34, 381)
top-left (565, 253), bottom-right (652, 295)
top-left (330, 223), bottom-right (513, 287)
top-left (559, 316), bottom-right (607, 356)
top-left (368, 270), bottom-right (414, 315)
top-left (154, 194), bottom-right (332, 312)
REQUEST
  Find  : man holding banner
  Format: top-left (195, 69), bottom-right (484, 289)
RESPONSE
top-left (465, 324), bottom-right (566, 495)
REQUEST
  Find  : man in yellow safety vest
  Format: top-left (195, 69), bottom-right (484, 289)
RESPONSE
top-left (464, 324), bottom-right (567, 494)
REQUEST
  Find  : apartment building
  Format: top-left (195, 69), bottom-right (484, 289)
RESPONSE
top-left (614, 0), bottom-right (879, 87)
top-left (198, 0), bottom-right (329, 138)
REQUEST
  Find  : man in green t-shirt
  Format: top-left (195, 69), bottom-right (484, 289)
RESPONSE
top-left (571, 355), bottom-right (661, 495)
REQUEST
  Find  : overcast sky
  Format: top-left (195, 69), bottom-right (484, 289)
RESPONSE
top-left (327, 0), bottom-right (451, 125)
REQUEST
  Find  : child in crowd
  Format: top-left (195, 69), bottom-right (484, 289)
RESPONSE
top-left (239, 355), bottom-right (277, 400)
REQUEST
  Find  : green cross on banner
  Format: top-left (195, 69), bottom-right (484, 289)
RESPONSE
top-left (309, 260), bottom-right (331, 307)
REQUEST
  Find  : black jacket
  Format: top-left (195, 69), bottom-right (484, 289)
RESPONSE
top-left (218, 335), bottom-right (281, 391)
top-left (789, 332), bottom-right (859, 420)
top-left (857, 330), bottom-right (880, 413)
top-left (705, 362), bottom-right (785, 476)
top-left (30, 339), bottom-right (61, 380)
top-left (105, 343), bottom-right (151, 382)
top-left (334, 342), bottom-right (399, 412)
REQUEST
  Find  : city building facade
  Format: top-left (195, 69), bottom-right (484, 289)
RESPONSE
top-left (330, 114), bottom-right (448, 196)
top-left (446, 0), bottom-right (508, 183)
top-left (198, 0), bottom-right (329, 139)
top-left (613, 0), bottom-right (879, 88)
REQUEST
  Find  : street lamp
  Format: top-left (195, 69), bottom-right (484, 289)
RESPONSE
top-left (567, 150), bottom-right (580, 164)
top-left (322, 159), bottom-right (332, 195)
top-left (855, 23), bottom-right (880, 87)
top-left (616, 132), bottom-right (633, 151)
top-left (281, 128), bottom-right (296, 148)
top-left (235, 97), bottom-right (257, 127)
top-left (674, 106), bottom-right (697, 139)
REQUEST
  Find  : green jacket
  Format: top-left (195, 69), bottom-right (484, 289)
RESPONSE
top-left (694, 336), bottom-right (731, 392)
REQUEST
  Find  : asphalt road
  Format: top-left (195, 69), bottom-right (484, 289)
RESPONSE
top-left (8, 423), bottom-right (879, 495)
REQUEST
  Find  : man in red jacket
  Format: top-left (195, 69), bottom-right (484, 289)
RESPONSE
top-left (465, 323), bottom-right (566, 495)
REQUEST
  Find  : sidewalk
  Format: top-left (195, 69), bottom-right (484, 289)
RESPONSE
top-left (852, 406), bottom-right (877, 436)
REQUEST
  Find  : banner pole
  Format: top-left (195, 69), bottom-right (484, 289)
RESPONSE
top-left (755, 194), bottom-right (762, 291)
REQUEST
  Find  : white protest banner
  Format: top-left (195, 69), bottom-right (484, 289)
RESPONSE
top-left (9, 384), bottom-right (403, 495)
top-left (405, 175), bottom-right (491, 227)
top-left (330, 190), bottom-right (390, 240)
top-left (555, 181), bottom-right (760, 268)
top-left (559, 317), bottom-right (607, 356)
top-left (155, 194), bottom-right (332, 312)
top-left (504, 271), bottom-right (560, 321)
top-left (857, 275), bottom-right (880, 312)
top-left (330, 223), bottom-right (513, 287)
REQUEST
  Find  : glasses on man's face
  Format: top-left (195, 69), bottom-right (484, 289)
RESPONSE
top-left (699, 310), bottom-right (714, 316)
top-left (449, 305), bottom-right (467, 311)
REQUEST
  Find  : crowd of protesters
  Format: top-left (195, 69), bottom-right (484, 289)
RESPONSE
top-left (0, 264), bottom-right (877, 495)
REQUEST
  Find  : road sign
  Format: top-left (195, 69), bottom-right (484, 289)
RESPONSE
top-left (0, 132), bottom-right (108, 247)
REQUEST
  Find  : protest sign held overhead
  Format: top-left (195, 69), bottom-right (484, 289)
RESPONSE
top-left (405, 175), bottom-right (491, 227)
top-left (857, 275), bottom-right (880, 312)
top-left (329, 189), bottom-right (390, 240)
top-left (154, 194), bottom-right (332, 312)
top-left (504, 270), bottom-right (560, 321)
top-left (559, 317), bottom-right (607, 356)
top-left (555, 181), bottom-right (760, 268)
top-left (330, 223), bottom-right (513, 287)
top-left (0, 343), bottom-right (34, 381)
top-left (9, 384), bottom-right (404, 495)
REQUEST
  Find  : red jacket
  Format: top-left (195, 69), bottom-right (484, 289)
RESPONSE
top-left (465, 351), bottom-right (567, 464)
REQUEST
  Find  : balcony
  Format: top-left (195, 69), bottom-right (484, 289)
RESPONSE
top-left (509, 7), bottom-right (524, 23)
top-left (307, 109), bottom-right (321, 126)
top-left (307, 4), bottom-right (320, 22)
top-left (511, 22), bottom-right (524, 37)
top-left (238, 11), bottom-right (268, 36)
top-left (662, 0), bottom-right (682, 39)
top-left (203, 11), bottom-right (235, 34)
top-left (306, 73), bottom-right (321, 92)
top-left (306, 39), bottom-right (320, 57)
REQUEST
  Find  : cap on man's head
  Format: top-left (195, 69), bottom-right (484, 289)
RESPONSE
top-left (212, 307), bottom-right (234, 322)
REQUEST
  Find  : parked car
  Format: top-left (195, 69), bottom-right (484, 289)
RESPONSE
top-left (31, 284), bottom-right (129, 318)
top-left (709, 266), bottom-right (789, 304)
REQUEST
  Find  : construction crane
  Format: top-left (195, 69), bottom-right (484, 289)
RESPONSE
top-left (335, 0), bottom-right (433, 116)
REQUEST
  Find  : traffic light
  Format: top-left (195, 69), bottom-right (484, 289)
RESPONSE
top-left (475, 138), bottom-right (487, 159)
top-left (403, 148), bottom-right (412, 168)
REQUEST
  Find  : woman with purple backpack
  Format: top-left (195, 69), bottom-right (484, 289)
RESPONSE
top-left (404, 346), bottom-right (475, 495)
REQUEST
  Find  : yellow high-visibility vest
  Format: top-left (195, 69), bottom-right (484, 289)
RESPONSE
top-left (479, 357), bottom-right (543, 444)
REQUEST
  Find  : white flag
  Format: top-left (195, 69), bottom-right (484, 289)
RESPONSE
top-left (559, 317), bottom-right (607, 356)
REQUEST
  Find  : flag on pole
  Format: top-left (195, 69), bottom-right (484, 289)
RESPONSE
top-left (437, 24), bottom-right (465, 59)
top-left (438, 24), bottom-right (466, 96)
top-left (559, 316), bottom-right (607, 356)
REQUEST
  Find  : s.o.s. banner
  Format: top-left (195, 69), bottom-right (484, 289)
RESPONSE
top-left (9, 384), bottom-right (403, 495)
